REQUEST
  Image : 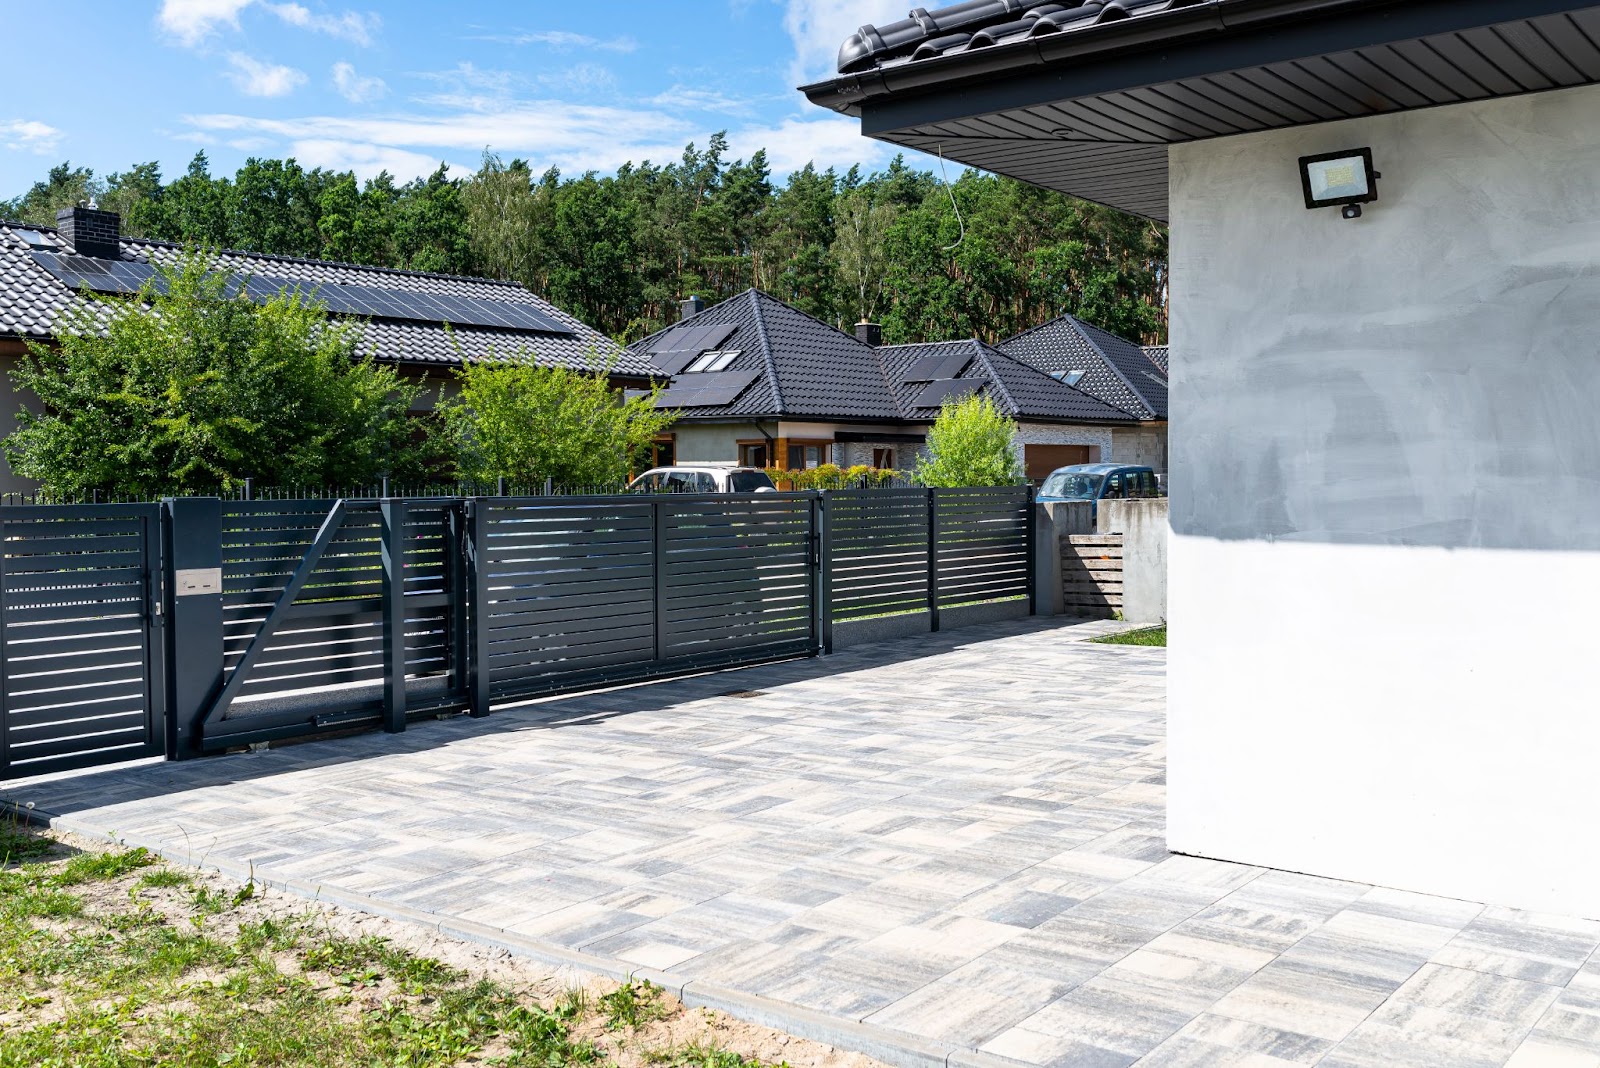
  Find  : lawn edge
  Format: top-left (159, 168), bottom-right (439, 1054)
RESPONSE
top-left (3, 800), bottom-right (1030, 1068)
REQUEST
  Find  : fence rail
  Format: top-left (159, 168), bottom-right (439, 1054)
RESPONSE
top-left (1, 485), bottom-right (1036, 774)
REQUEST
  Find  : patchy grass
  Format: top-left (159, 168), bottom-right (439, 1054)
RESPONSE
top-left (1093, 625), bottom-right (1166, 647)
top-left (0, 824), bottom-right (880, 1068)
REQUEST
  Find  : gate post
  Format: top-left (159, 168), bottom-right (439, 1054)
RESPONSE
top-left (816, 492), bottom-right (833, 654)
top-left (927, 489), bottom-right (941, 633)
top-left (464, 498), bottom-right (491, 718)
top-left (445, 501), bottom-right (469, 705)
top-left (380, 499), bottom-right (407, 733)
top-left (651, 498), bottom-right (667, 662)
top-left (1025, 485), bottom-right (1039, 617)
top-left (164, 497), bottom-right (224, 760)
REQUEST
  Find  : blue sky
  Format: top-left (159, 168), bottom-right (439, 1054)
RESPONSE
top-left (1, 0), bottom-right (925, 198)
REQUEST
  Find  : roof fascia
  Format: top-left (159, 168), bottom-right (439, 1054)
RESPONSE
top-left (823, 0), bottom-right (1588, 138)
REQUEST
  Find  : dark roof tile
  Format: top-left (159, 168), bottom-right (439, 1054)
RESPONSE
top-left (999, 313), bottom-right (1167, 420)
top-left (0, 221), bottom-right (643, 374)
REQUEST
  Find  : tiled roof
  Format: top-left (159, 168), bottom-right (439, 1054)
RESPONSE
top-left (877, 339), bottom-right (1136, 423)
top-left (1143, 345), bottom-right (1169, 375)
top-left (836, 0), bottom-right (1188, 75)
top-left (999, 313), bottom-right (1168, 421)
top-left (0, 220), bottom-right (644, 375)
top-left (630, 290), bottom-right (1137, 426)
top-left (630, 289), bottom-right (902, 421)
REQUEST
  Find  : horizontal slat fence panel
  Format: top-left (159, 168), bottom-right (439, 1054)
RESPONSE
top-left (660, 496), bottom-right (815, 659)
top-left (1062, 534), bottom-right (1123, 617)
top-left (934, 487), bottom-right (1032, 610)
top-left (478, 498), bottom-right (659, 701)
top-left (1, 503), bottom-right (163, 777)
top-left (825, 490), bottom-right (931, 620)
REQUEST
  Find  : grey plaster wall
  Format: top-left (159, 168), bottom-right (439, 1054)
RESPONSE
top-left (1166, 81), bottom-right (1600, 916)
top-left (1170, 83), bottom-right (1600, 552)
top-left (671, 423), bottom-right (768, 464)
top-left (1097, 498), bottom-right (1167, 624)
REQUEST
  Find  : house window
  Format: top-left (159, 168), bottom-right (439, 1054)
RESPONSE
top-left (1051, 370), bottom-right (1086, 386)
top-left (739, 442), bottom-right (769, 468)
top-left (787, 442), bottom-right (828, 469)
top-left (871, 448), bottom-right (894, 469)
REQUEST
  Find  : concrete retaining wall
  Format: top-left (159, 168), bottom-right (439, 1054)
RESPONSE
top-left (1097, 499), bottom-right (1168, 625)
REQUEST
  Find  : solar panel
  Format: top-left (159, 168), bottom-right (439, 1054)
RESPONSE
top-left (31, 252), bottom-right (164, 295)
top-left (649, 324), bottom-right (738, 375)
top-left (28, 252), bottom-right (577, 336)
top-left (656, 368), bottom-right (759, 408)
top-left (901, 351), bottom-right (972, 383)
top-left (912, 378), bottom-right (982, 408)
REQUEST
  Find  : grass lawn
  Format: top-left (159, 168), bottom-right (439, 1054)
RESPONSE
top-left (0, 820), bottom-right (868, 1068)
top-left (1092, 625), bottom-right (1167, 647)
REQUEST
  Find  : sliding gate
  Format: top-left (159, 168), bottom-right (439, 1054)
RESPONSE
top-left (0, 503), bottom-right (165, 777)
top-left (468, 493), bottom-right (819, 710)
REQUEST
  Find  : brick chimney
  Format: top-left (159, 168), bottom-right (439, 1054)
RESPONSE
top-left (679, 295), bottom-right (705, 321)
top-left (56, 204), bottom-right (121, 260)
top-left (855, 320), bottom-right (883, 347)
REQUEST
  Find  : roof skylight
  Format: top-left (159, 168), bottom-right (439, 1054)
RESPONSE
top-left (683, 349), bottom-right (740, 373)
top-left (1052, 370), bottom-right (1086, 386)
top-left (13, 228), bottom-right (52, 249)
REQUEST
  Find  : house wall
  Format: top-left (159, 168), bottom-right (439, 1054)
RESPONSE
top-left (1111, 423), bottom-right (1167, 473)
top-left (670, 423), bottom-right (773, 463)
top-left (0, 345), bottom-right (40, 496)
top-left (1168, 82), bottom-right (1600, 916)
top-left (1014, 423), bottom-right (1112, 463)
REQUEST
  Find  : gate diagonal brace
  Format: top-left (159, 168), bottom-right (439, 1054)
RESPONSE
top-left (197, 498), bottom-right (348, 735)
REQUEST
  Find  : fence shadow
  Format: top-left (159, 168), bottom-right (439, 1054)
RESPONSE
top-left (3, 614), bottom-right (1100, 817)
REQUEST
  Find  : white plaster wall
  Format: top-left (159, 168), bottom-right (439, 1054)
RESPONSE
top-left (1168, 83), bottom-right (1600, 916)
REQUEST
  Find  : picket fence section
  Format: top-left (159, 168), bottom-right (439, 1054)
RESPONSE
top-left (0, 486), bottom-right (1034, 773)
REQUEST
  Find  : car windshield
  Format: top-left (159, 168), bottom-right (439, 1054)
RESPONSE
top-left (729, 470), bottom-right (775, 492)
top-left (1040, 472), bottom-right (1104, 500)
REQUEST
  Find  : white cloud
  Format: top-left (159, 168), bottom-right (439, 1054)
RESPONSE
top-left (158, 0), bottom-right (256, 46)
top-left (289, 139), bottom-right (465, 181)
top-left (649, 86), bottom-right (759, 118)
top-left (471, 30), bottom-right (637, 53)
top-left (181, 99), bottom-right (897, 182)
top-left (332, 61), bottom-right (386, 103)
top-left (728, 115), bottom-right (893, 174)
top-left (226, 52), bottom-right (308, 97)
top-left (158, 0), bottom-right (378, 47)
top-left (266, 3), bottom-right (378, 45)
top-left (0, 119), bottom-right (63, 155)
top-left (780, 0), bottom-right (905, 85)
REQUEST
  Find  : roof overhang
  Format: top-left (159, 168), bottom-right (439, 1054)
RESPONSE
top-left (802, 0), bottom-right (1600, 220)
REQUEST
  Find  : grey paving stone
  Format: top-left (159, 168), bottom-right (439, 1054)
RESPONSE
top-left (10, 617), bottom-right (1598, 1068)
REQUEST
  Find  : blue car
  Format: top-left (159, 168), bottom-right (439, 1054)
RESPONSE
top-left (1038, 463), bottom-right (1161, 517)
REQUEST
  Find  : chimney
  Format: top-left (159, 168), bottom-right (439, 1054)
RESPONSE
top-left (56, 204), bottom-right (121, 260)
top-left (855, 320), bottom-right (883, 347)
top-left (679, 295), bottom-right (705, 321)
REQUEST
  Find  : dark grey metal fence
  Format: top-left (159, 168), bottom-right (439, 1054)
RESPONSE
top-left (0, 503), bottom-right (165, 777)
top-left (819, 486), bottom-right (1034, 649)
top-left (0, 486), bottom-right (1033, 775)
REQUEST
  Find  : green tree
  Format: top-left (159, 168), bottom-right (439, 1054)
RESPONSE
top-left (913, 394), bottom-right (1023, 488)
top-left (434, 357), bottom-right (676, 488)
top-left (834, 187), bottom-right (897, 324)
top-left (3, 162), bottom-right (97, 226)
top-left (4, 250), bottom-right (419, 496)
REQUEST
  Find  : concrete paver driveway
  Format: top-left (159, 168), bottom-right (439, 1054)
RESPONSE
top-left (9, 618), bottom-right (1600, 1067)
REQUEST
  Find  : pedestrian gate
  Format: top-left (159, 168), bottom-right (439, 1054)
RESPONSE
top-left (0, 503), bottom-right (165, 777)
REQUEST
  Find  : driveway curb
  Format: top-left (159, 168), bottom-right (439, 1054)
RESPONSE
top-left (12, 802), bottom-right (1023, 1068)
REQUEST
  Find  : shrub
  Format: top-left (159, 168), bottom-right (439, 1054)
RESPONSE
top-left (913, 394), bottom-right (1024, 487)
top-left (433, 357), bottom-right (677, 488)
top-left (5, 249), bottom-right (420, 496)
